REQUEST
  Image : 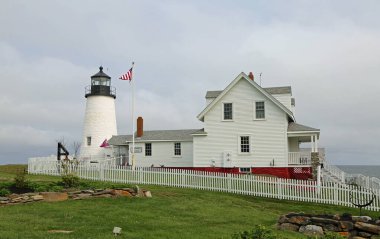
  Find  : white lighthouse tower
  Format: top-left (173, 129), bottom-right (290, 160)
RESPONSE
top-left (79, 66), bottom-right (117, 160)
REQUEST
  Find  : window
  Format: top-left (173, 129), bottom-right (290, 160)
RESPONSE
top-left (239, 168), bottom-right (251, 173)
top-left (240, 136), bottom-right (250, 153)
top-left (223, 103), bottom-right (233, 120)
top-left (174, 142), bottom-right (181, 156)
top-left (255, 101), bottom-right (265, 119)
top-left (145, 143), bottom-right (152, 156)
top-left (87, 136), bottom-right (91, 146)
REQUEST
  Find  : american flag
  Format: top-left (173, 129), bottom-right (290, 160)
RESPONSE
top-left (119, 66), bottom-right (133, 81)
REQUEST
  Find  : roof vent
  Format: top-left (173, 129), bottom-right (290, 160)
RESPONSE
top-left (248, 72), bottom-right (254, 81)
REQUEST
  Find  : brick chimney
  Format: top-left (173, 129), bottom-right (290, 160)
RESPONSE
top-left (248, 72), bottom-right (254, 81)
top-left (137, 116), bottom-right (143, 137)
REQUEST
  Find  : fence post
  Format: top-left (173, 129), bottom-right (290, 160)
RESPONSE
top-left (277, 178), bottom-right (282, 199)
top-left (227, 174), bottom-right (232, 193)
top-left (99, 163), bottom-right (104, 181)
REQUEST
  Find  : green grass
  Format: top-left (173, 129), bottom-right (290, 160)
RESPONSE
top-left (0, 165), bottom-right (377, 239)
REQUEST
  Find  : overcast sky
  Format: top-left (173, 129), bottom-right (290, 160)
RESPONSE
top-left (1, 0), bottom-right (379, 165)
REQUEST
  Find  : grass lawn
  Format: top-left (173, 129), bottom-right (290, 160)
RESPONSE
top-left (0, 165), bottom-right (377, 239)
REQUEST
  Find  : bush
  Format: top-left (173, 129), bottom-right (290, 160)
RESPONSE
top-left (14, 170), bottom-right (29, 189)
top-left (0, 188), bottom-right (11, 197)
top-left (231, 225), bottom-right (277, 239)
top-left (60, 173), bottom-right (80, 188)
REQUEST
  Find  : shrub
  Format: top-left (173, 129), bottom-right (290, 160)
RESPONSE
top-left (60, 173), bottom-right (80, 188)
top-left (0, 188), bottom-right (11, 197)
top-left (231, 225), bottom-right (277, 239)
top-left (14, 170), bottom-right (29, 189)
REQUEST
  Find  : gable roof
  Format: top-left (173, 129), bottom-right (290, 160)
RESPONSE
top-left (109, 129), bottom-right (202, 145)
top-left (198, 72), bottom-right (295, 122)
top-left (205, 86), bottom-right (291, 99)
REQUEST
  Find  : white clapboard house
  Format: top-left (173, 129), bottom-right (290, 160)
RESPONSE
top-left (109, 72), bottom-right (321, 179)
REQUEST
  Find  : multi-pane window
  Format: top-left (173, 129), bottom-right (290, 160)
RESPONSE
top-left (255, 101), bottom-right (265, 119)
top-left (223, 103), bottom-right (233, 120)
top-left (145, 143), bottom-right (152, 156)
top-left (87, 136), bottom-right (91, 146)
top-left (240, 136), bottom-right (250, 153)
top-left (174, 142), bottom-right (181, 156)
top-left (239, 168), bottom-right (251, 173)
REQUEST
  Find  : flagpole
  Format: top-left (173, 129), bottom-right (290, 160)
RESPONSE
top-left (131, 62), bottom-right (135, 171)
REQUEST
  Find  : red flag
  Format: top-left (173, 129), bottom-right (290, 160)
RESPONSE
top-left (119, 67), bottom-right (133, 81)
top-left (100, 139), bottom-right (109, 148)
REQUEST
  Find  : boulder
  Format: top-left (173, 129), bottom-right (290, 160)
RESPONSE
top-left (111, 190), bottom-right (132, 197)
top-left (73, 193), bottom-right (92, 200)
top-left (288, 216), bottom-right (310, 225)
top-left (31, 195), bottom-right (44, 201)
top-left (310, 217), bottom-right (339, 226)
top-left (339, 221), bottom-right (354, 231)
top-left (324, 224), bottom-right (340, 232)
top-left (277, 223), bottom-right (299, 232)
top-left (299, 225), bottom-right (324, 237)
top-left (354, 222), bottom-right (380, 235)
top-left (40, 192), bottom-right (68, 202)
top-left (0, 197), bottom-right (8, 201)
top-left (352, 216), bottom-right (372, 223)
top-left (358, 231), bottom-right (373, 238)
top-left (143, 191), bottom-right (152, 198)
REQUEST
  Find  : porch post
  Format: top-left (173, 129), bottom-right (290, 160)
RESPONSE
top-left (314, 135), bottom-right (318, 153)
top-left (311, 135), bottom-right (315, 152)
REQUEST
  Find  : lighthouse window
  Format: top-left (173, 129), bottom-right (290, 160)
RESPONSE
top-left (87, 137), bottom-right (91, 146)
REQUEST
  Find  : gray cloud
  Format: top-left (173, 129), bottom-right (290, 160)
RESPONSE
top-left (1, 0), bottom-right (380, 165)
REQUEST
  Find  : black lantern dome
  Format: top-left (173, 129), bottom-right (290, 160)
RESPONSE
top-left (85, 66), bottom-right (116, 98)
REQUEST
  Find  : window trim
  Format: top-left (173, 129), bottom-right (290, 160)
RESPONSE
top-left (238, 135), bottom-right (252, 155)
top-left (254, 101), bottom-right (266, 120)
top-left (222, 102), bottom-right (234, 121)
top-left (145, 143), bottom-right (152, 156)
top-left (174, 142), bottom-right (181, 157)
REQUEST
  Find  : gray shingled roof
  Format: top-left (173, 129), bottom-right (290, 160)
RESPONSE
top-left (205, 91), bottom-right (223, 98)
top-left (205, 86), bottom-right (291, 98)
top-left (288, 122), bottom-right (319, 132)
top-left (264, 86), bottom-right (292, 95)
top-left (109, 129), bottom-right (202, 145)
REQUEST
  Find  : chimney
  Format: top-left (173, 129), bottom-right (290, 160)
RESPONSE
top-left (137, 116), bottom-right (143, 137)
top-left (248, 72), bottom-right (254, 81)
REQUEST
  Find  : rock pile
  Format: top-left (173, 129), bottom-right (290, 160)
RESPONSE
top-left (278, 213), bottom-right (380, 238)
top-left (0, 187), bottom-right (152, 206)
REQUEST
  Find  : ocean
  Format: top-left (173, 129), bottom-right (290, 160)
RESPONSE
top-left (337, 165), bottom-right (380, 178)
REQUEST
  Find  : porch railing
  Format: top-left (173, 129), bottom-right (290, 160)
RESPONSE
top-left (288, 152), bottom-right (311, 165)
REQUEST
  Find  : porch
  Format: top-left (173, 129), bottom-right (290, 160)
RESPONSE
top-left (287, 122), bottom-right (321, 166)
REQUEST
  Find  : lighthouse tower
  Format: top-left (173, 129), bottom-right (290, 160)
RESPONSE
top-left (79, 66), bottom-right (117, 159)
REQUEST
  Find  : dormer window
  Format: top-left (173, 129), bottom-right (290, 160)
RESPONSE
top-left (223, 103), bottom-right (233, 120)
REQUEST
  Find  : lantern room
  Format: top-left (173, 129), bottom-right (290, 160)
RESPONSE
top-left (85, 66), bottom-right (116, 98)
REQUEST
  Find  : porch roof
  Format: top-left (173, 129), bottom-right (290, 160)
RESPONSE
top-left (288, 122), bottom-right (319, 132)
top-left (109, 129), bottom-right (202, 145)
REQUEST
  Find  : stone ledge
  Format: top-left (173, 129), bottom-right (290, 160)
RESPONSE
top-left (0, 186), bottom-right (152, 206)
top-left (278, 213), bottom-right (380, 238)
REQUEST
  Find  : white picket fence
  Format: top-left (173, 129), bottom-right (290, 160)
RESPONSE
top-left (27, 159), bottom-right (380, 211)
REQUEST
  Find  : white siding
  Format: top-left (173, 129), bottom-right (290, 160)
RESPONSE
top-left (271, 93), bottom-right (292, 112)
top-left (194, 79), bottom-right (289, 168)
top-left (80, 95), bottom-right (117, 159)
top-left (206, 98), bottom-right (215, 106)
top-left (288, 138), bottom-right (300, 152)
top-left (133, 141), bottom-right (193, 167)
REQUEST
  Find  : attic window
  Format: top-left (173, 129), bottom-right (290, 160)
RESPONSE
top-left (255, 101), bottom-right (265, 119)
top-left (223, 103), bottom-right (233, 120)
